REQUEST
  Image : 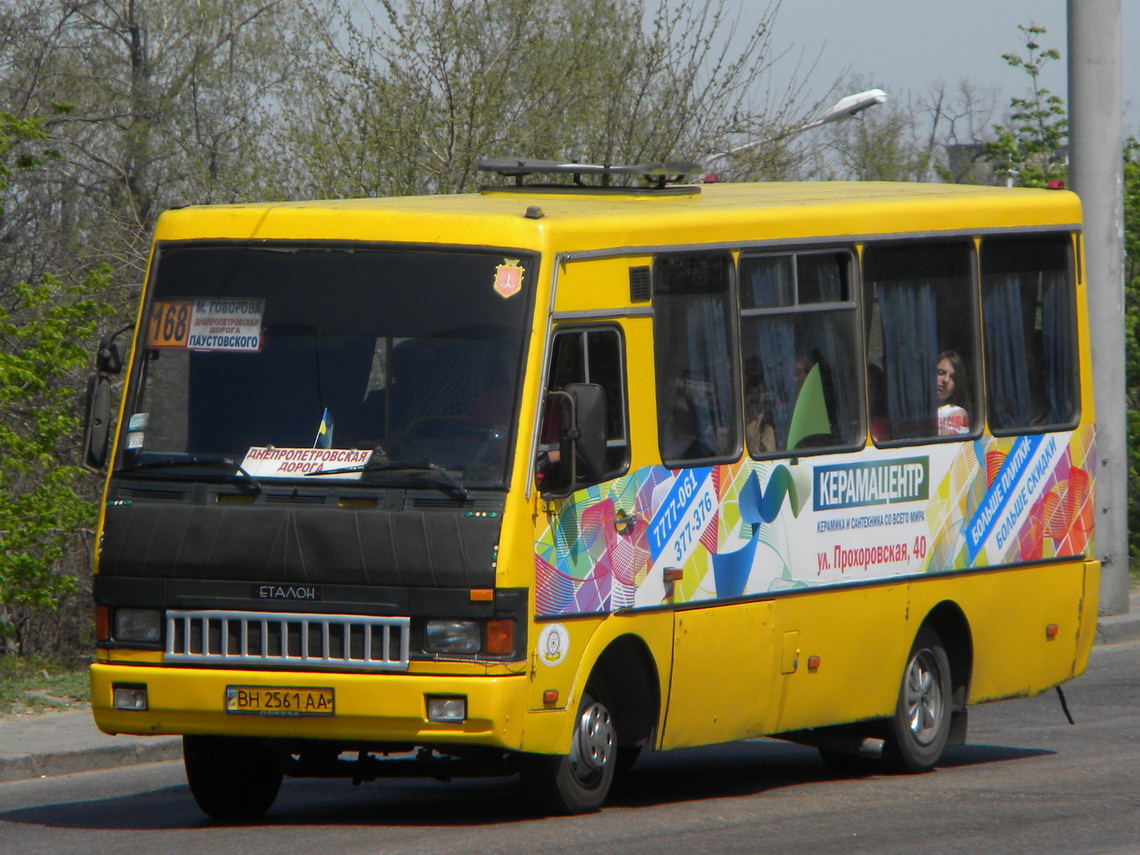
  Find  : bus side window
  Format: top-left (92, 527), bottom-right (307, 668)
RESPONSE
top-left (739, 250), bottom-right (863, 455)
top-left (542, 326), bottom-right (630, 481)
top-left (652, 252), bottom-right (740, 465)
top-left (863, 240), bottom-right (980, 442)
top-left (980, 234), bottom-right (1079, 431)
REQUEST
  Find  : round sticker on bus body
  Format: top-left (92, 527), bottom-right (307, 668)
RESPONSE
top-left (537, 623), bottom-right (569, 667)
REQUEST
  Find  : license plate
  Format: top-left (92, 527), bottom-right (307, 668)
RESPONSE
top-left (225, 685), bottom-right (335, 717)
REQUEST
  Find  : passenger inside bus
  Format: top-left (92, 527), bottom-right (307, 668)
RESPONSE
top-left (935, 349), bottom-right (971, 436)
top-left (743, 356), bottom-right (776, 453)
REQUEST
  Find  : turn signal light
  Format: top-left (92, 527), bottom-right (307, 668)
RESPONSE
top-left (485, 619), bottom-right (515, 655)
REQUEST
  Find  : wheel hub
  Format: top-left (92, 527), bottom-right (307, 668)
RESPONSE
top-left (904, 649), bottom-right (944, 746)
top-left (569, 700), bottom-right (615, 779)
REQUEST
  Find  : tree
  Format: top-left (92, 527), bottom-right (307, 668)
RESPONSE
top-left (814, 84), bottom-right (935, 182)
top-left (0, 114), bottom-right (113, 654)
top-left (0, 0), bottom-right (307, 292)
top-left (982, 24), bottom-right (1067, 188)
top-left (277, 0), bottom-right (825, 197)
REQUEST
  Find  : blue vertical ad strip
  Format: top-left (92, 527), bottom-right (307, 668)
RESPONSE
top-left (964, 435), bottom-right (1043, 562)
top-left (646, 467), bottom-right (713, 562)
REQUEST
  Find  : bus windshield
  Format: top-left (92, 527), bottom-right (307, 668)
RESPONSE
top-left (119, 244), bottom-right (535, 489)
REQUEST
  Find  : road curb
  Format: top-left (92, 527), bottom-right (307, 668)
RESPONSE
top-left (1095, 610), bottom-right (1140, 646)
top-left (0, 732), bottom-right (181, 784)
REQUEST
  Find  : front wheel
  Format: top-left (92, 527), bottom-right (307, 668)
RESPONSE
top-left (183, 735), bottom-right (283, 821)
top-left (519, 687), bottom-right (617, 814)
top-left (885, 628), bottom-right (952, 773)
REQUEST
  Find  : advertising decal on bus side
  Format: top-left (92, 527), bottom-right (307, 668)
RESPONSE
top-left (535, 426), bottom-right (1095, 616)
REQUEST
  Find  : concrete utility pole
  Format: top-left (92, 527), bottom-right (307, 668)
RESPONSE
top-left (1068, 0), bottom-right (1129, 614)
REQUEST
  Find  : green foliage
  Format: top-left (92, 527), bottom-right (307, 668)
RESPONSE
top-left (982, 24), bottom-right (1068, 187)
top-left (1124, 138), bottom-right (1140, 576)
top-left (0, 265), bottom-right (114, 640)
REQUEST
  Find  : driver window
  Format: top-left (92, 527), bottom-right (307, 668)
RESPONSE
top-left (541, 326), bottom-right (629, 480)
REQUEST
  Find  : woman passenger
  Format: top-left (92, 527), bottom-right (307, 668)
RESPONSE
top-left (935, 350), bottom-right (971, 436)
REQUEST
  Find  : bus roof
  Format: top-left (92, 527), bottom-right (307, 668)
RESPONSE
top-left (152, 181), bottom-right (1083, 254)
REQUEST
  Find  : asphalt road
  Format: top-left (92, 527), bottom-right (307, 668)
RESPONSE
top-left (2, 640), bottom-right (1138, 855)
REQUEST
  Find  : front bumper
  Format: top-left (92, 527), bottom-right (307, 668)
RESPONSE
top-left (91, 662), bottom-right (529, 750)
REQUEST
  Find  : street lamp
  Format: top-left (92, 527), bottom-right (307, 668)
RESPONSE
top-left (704, 88), bottom-right (888, 180)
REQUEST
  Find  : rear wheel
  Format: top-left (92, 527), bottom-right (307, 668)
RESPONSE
top-left (885, 628), bottom-right (952, 773)
top-left (183, 735), bottom-right (283, 821)
top-left (520, 686), bottom-right (617, 814)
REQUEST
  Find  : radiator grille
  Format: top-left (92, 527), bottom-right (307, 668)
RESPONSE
top-left (165, 609), bottom-right (410, 671)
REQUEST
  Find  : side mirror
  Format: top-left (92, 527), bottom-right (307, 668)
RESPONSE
top-left (83, 374), bottom-right (113, 469)
top-left (563, 383), bottom-right (607, 482)
top-left (84, 325), bottom-right (131, 470)
top-left (540, 382), bottom-right (607, 498)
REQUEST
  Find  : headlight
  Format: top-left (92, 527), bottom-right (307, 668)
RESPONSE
top-left (423, 619), bottom-right (481, 654)
top-left (114, 608), bottom-right (162, 643)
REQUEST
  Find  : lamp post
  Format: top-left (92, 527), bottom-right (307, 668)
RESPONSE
top-left (704, 88), bottom-right (888, 181)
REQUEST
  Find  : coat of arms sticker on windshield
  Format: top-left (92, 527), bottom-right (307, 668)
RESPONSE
top-left (493, 258), bottom-right (524, 299)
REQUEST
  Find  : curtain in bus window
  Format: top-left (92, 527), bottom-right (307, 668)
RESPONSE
top-left (680, 294), bottom-right (735, 457)
top-left (653, 253), bottom-right (738, 463)
top-left (811, 311), bottom-right (860, 446)
top-left (982, 236), bottom-right (1077, 431)
top-left (1042, 268), bottom-right (1076, 424)
top-left (741, 257), bottom-right (795, 451)
top-left (741, 255), bottom-right (793, 308)
top-left (982, 274), bottom-right (1032, 429)
top-left (751, 317), bottom-right (796, 449)
top-left (878, 280), bottom-right (938, 438)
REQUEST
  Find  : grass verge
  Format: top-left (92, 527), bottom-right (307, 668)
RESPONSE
top-left (0, 656), bottom-right (90, 715)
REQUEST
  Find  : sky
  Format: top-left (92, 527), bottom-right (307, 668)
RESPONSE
top-left (744, 0), bottom-right (1139, 134)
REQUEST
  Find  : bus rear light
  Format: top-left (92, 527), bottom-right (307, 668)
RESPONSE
top-left (485, 619), bottom-right (515, 655)
top-left (426, 696), bottom-right (466, 723)
top-left (113, 683), bottom-right (148, 711)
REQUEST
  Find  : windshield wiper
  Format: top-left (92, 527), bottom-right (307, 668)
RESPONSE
top-left (121, 454), bottom-right (262, 494)
top-left (307, 460), bottom-right (469, 501)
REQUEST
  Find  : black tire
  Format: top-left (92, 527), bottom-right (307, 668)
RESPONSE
top-left (520, 686), bottom-right (617, 815)
top-left (884, 627), bottom-right (952, 773)
top-left (183, 735), bottom-right (283, 821)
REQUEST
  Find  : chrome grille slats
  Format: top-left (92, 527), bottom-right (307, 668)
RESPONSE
top-left (165, 609), bottom-right (410, 671)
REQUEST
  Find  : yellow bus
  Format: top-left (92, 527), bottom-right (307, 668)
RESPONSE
top-left (86, 161), bottom-right (1098, 819)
